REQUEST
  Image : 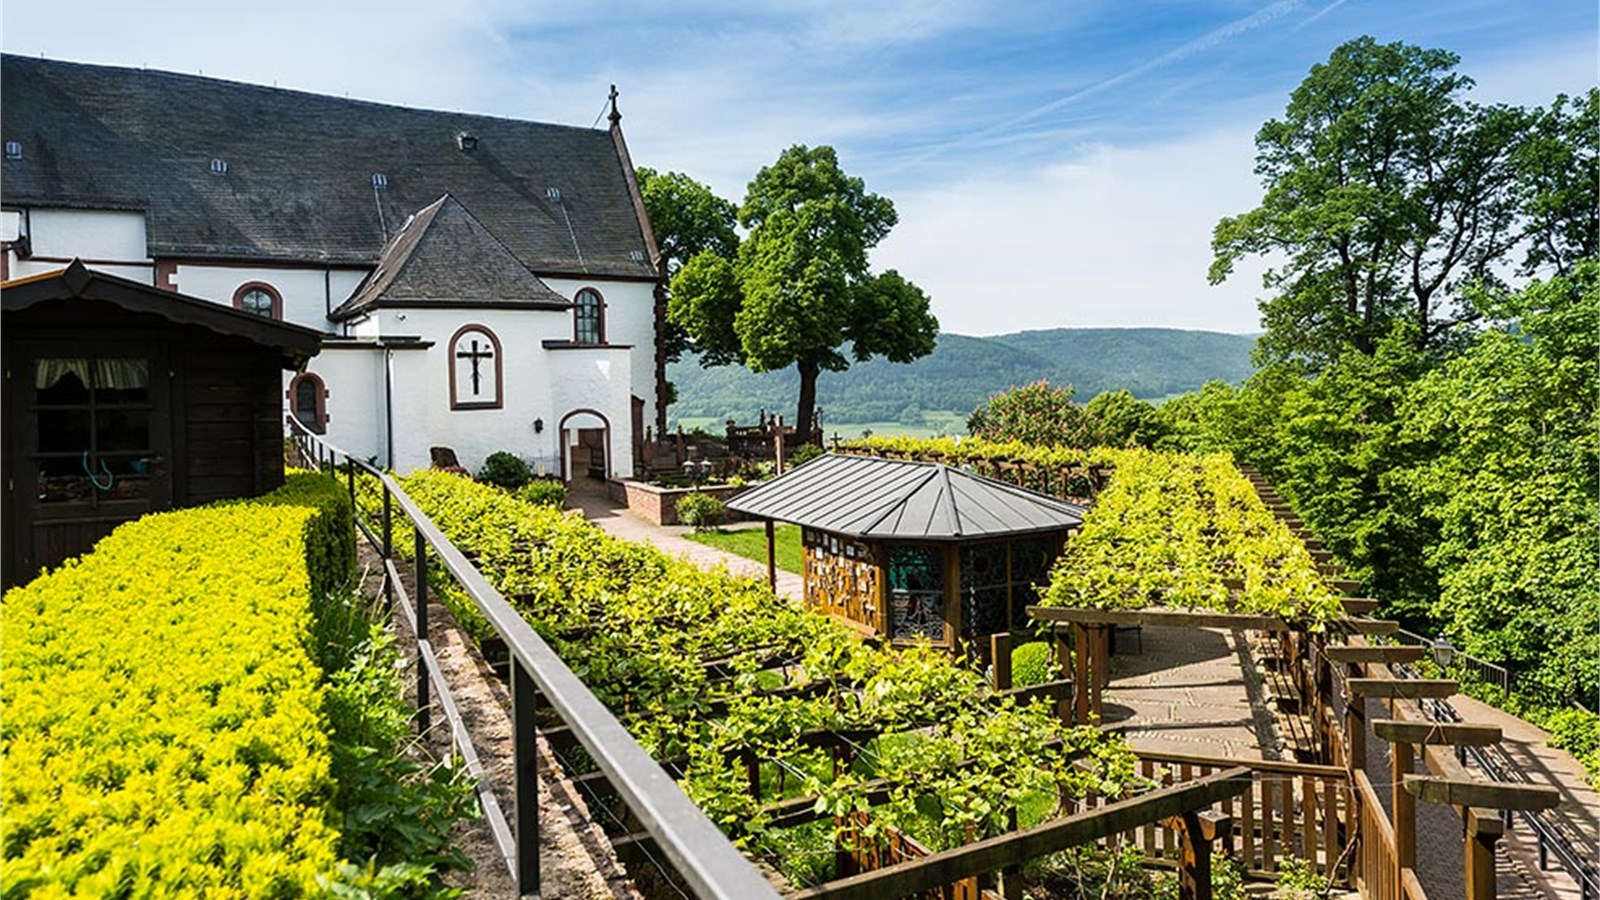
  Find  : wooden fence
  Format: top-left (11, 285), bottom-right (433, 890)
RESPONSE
top-left (1352, 769), bottom-right (1428, 900)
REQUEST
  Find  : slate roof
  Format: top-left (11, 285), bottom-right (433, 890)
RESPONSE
top-left (334, 194), bottom-right (571, 319)
top-left (727, 454), bottom-right (1086, 541)
top-left (3, 259), bottom-right (322, 367)
top-left (0, 55), bottom-right (658, 279)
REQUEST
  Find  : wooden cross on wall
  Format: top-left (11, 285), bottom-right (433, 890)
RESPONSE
top-left (456, 339), bottom-right (494, 395)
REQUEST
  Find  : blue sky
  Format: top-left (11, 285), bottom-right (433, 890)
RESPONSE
top-left (4, 0), bottom-right (1594, 334)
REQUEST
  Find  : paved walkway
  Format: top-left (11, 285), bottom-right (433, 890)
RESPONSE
top-left (1103, 625), bottom-right (1283, 761)
top-left (566, 481), bottom-right (805, 602)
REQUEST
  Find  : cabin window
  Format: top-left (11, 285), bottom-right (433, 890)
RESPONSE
top-left (574, 288), bottom-right (604, 345)
top-left (448, 324), bottom-right (503, 410)
top-left (887, 545), bottom-right (944, 641)
top-left (289, 373), bottom-right (327, 434)
top-left (233, 282), bottom-right (281, 319)
top-left (959, 536), bottom-right (1059, 638)
top-left (34, 357), bottom-right (155, 505)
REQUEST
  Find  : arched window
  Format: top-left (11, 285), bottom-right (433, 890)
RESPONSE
top-left (574, 288), bottom-right (605, 344)
top-left (449, 324), bottom-right (503, 410)
top-left (233, 281), bottom-right (282, 319)
top-left (288, 373), bottom-right (327, 434)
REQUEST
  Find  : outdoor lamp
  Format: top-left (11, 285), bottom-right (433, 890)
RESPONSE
top-left (1430, 634), bottom-right (1455, 669)
top-left (533, 418), bottom-right (544, 434)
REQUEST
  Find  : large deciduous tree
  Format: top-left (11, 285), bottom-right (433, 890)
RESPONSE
top-left (636, 167), bottom-right (739, 365)
top-left (667, 145), bottom-right (937, 438)
top-left (1210, 37), bottom-right (1523, 369)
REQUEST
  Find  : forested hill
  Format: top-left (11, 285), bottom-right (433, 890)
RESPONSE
top-left (668, 328), bottom-right (1257, 424)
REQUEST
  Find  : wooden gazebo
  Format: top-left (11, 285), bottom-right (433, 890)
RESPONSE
top-left (727, 454), bottom-right (1085, 648)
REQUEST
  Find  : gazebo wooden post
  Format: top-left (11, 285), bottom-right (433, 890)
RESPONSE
top-left (990, 632), bottom-right (1012, 690)
top-left (1393, 739), bottom-right (1416, 873)
top-left (764, 519), bottom-right (776, 590)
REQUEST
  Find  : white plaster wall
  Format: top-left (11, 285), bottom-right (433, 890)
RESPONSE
top-left (296, 347), bottom-right (386, 465)
top-left (542, 276), bottom-right (658, 436)
top-left (172, 264), bottom-right (367, 332)
top-left (549, 347), bottom-right (635, 479)
top-left (28, 209), bottom-right (149, 261)
top-left (8, 257), bottom-right (153, 283)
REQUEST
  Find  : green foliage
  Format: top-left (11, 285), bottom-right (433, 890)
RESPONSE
top-left (968, 380), bottom-right (1104, 447)
top-left (1085, 389), bottom-right (1168, 448)
top-left (1042, 449), bottom-right (1345, 625)
top-left (676, 492), bottom-right (727, 531)
top-left (477, 451), bottom-right (531, 490)
top-left (1512, 89), bottom-right (1598, 276)
top-left (1276, 856), bottom-right (1330, 899)
top-left (1212, 36), bottom-right (1523, 367)
top-left (667, 145), bottom-right (937, 435)
top-left (787, 443), bottom-right (824, 467)
top-left (1010, 641), bottom-right (1053, 688)
top-left (669, 327), bottom-right (1257, 425)
top-left (1, 481), bottom-right (345, 896)
top-left (514, 478), bottom-right (567, 508)
top-left (396, 470), bottom-right (1140, 882)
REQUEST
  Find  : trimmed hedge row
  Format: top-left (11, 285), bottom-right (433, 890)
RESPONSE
top-left (1, 474), bottom-right (353, 897)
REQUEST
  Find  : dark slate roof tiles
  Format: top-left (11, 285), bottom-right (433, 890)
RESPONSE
top-left (334, 194), bottom-right (571, 317)
top-left (1, 55), bottom-right (657, 279)
top-left (728, 454), bottom-right (1085, 541)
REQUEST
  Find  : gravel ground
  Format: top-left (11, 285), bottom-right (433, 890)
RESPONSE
top-left (357, 544), bottom-right (641, 900)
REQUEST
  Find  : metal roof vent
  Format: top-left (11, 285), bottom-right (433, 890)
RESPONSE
top-left (546, 186), bottom-right (562, 202)
top-left (4, 141), bottom-right (20, 160)
top-left (629, 250), bottom-right (645, 263)
top-left (209, 158), bottom-right (227, 175)
top-left (456, 131), bottom-right (478, 151)
top-left (371, 173), bottom-right (388, 189)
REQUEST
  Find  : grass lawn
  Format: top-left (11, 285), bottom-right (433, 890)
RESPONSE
top-left (686, 523), bottom-right (803, 575)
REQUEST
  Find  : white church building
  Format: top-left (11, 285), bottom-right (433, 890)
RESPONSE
top-left (1, 54), bottom-right (667, 480)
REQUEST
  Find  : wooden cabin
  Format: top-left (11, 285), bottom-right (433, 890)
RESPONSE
top-left (728, 454), bottom-right (1085, 648)
top-left (2, 261), bottom-right (322, 588)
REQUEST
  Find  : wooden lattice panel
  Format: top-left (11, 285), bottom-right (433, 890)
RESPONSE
top-left (803, 529), bottom-right (881, 633)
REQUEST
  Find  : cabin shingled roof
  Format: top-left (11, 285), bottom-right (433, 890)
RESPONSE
top-left (727, 454), bottom-right (1086, 541)
top-left (0, 54), bottom-right (658, 279)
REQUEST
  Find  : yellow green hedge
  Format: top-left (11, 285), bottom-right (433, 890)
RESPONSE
top-left (1, 473), bottom-right (352, 897)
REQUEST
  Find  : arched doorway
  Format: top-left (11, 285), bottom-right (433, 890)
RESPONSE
top-left (557, 409), bottom-right (611, 485)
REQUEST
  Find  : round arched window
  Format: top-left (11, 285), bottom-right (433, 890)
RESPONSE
top-left (233, 282), bottom-right (281, 319)
top-left (574, 288), bottom-right (604, 344)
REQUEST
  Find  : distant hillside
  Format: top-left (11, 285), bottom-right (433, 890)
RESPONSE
top-left (668, 327), bottom-right (1257, 426)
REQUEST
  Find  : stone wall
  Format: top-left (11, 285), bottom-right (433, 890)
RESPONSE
top-left (608, 479), bottom-right (753, 526)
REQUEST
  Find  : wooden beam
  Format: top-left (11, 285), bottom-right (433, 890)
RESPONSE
top-left (1373, 719), bottom-right (1503, 747)
top-left (787, 768), bottom-right (1253, 900)
top-left (1339, 597), bottom-right (1380, 615)
top-left (1324, 645), bottom-right (1424, 664)
top-left (1402, 775), bottom-right (1561, 812)
top-left (1029, 605), bottom-right (1295, 632)
top-left (1348, 678), bottom-right (1457, 699)
top-left (1328, 617), bottom-right (1400, 635)
top-left (1000, 678), bottom-right (1071, 707)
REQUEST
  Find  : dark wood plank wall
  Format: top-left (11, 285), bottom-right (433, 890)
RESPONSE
top-left (180, 340), bottom-right (285, 504)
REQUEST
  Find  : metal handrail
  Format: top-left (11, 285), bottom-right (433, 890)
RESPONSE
top-left (286, 418), bottom-right (780, 900)
top-left (1386, 659), bottom-right (1599, 900)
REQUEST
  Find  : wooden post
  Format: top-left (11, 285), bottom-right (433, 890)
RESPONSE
top-left (1177, 811), bottom-right (1214, 900)
top-left (1056, 627), bottom-right (1074, 725)
top-left (774, 416), bottom-right (785, 474)
top-left (991, 632), bottom-right (1012, 690)
top-left (1073, 624), bottom-right (1091, 724)
top-left (1393, 741), bottom-right (1416, 875)
top-left (1344, 663), bottom-right (1366, 769)
top-left (1466, 812), bottom-right (1501, 900)
top-left (765, 519), bottom-right (777, 590)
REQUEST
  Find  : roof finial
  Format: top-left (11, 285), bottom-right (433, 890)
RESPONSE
top-left (608, 84), bottom-right (621, 126)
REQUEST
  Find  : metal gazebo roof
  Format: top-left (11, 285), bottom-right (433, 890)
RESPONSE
top-left (726, 454), bottom-right (1086, 541)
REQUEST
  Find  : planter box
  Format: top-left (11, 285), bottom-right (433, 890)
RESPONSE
top-left (608, 479), bottom-right (756, 526)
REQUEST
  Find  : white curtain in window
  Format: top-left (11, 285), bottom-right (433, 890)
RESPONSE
top-left (35, 358), bottom-right (149, 390)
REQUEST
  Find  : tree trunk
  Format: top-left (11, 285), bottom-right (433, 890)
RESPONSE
top-left (795, 360), bottom-right (820, 444)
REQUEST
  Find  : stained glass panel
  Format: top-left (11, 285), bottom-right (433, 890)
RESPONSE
top-left (888, 545), bottom-right (944, 641)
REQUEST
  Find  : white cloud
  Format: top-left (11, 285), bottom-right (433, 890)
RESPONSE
top-left (873, 127), bottom-right (1271, 336)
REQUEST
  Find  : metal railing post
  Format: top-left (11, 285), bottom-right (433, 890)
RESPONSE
top-left (512, 655), bottom-right (541, 895)
top-left (346, 455), bottom-right (356, 511)
top-left (415, 527), bottom-right (430, 732)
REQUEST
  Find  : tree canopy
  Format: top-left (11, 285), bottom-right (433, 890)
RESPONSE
top-left (1211, 37), bottom-right (1526, 368)
top-left (666, 145), bottom-right (937, 437)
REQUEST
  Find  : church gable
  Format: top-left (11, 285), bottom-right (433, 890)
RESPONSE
top-left (334, 195), bottom-right (570, 318)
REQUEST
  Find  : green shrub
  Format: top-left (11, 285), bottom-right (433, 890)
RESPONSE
top-left (677, 492), bottom-right (726, 530)
top-left (1, 490), bottom-right (343, 896)
top-left (1011, 641), bottom-right (1054, 687)
top-left (478, 451), bottom-right (531, 489)
top-left (515, 478), bottom-right (567, 508)
top-left (788, 443), bottom-right (824, 467)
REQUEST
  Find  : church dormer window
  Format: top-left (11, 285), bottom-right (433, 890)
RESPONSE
top-left (233, 282), bottom-right (281, 319)
top-left (574, 288), bottom-right (605, 345)
top-left (449, 324), bottom-right (503, 410)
